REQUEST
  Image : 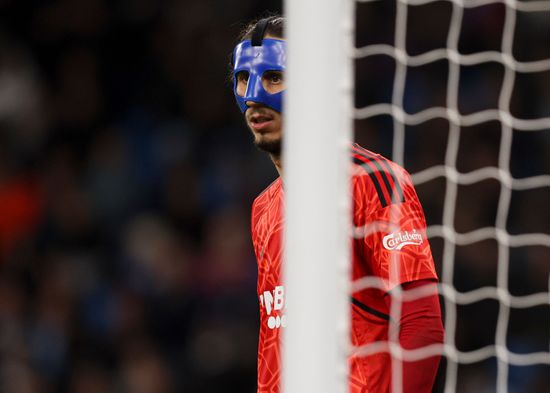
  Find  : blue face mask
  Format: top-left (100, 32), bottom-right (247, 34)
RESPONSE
top-left (232, 38), bottom-right (286, 113)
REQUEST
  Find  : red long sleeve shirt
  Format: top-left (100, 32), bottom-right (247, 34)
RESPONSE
top-left (252, 144), bottom-right (444, 393)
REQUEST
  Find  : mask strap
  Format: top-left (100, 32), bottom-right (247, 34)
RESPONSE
top-left (251, 18), bottom-right (270, 46)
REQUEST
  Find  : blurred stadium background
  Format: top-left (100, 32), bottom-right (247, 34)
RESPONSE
top-left (0, 0), bottom-right (548, 392)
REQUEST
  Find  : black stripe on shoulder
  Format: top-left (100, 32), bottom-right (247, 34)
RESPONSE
top-left (350, 297), bottom-right (392, 322)
top-left (352, 146), bottom-right (405, 204)
top-left (354, 148), bottom-right (396, 204)
top-left (352, 155), bottom-right (388, 208)
top-left (360, 149), bottom-right (405, 204)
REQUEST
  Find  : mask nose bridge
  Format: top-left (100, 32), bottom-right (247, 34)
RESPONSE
top-left (244, 68), bottom-right (265, 101)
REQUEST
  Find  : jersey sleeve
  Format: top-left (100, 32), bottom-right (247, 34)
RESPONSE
top-left (353, 166), bottom-right (438, 292)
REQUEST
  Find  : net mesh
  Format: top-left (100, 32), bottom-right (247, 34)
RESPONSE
top-left (351, 0), bottom-right (550, 391)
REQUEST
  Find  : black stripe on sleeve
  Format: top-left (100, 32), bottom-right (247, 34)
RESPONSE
top-left (352, 156), bottom-right (388, 208)
top-left (350, 297), bottom-right (392, 322)
top-left (353, 146), bottom-right (405, 204)
top-left (354, 149), bottom-right (396, 204)
top-left (365, 151), bottom-right (405, 204)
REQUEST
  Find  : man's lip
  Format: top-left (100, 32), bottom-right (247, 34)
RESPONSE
top-left (248, 113), bottom-right (274, 123)
top-left (250, 119), bottom-right (273, 131)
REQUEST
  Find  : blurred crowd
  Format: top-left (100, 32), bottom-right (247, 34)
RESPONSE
top-left (0, 0), bottom-right (548, 392)
top-left (0, 0), bottom-right (281, 392)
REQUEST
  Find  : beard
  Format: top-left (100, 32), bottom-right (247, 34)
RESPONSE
top-left (254, 135), bottom-right (282, 156)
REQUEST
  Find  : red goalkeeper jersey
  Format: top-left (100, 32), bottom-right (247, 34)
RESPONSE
top-left (250, 144), bottom-right (439, 393)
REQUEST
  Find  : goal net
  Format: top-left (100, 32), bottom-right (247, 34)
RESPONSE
top-left (283, 0), bottom-right (550, 392)
top-left (353, 0), bottom-right (550, 392)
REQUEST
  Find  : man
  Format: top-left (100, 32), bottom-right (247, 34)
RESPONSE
top-left (231, 15), bottom-right (445, 393)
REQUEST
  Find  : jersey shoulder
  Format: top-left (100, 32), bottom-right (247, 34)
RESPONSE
top-left (350, 143), bottom-right (414, 212)
top-left (253, 177), bottom-right (282, 208)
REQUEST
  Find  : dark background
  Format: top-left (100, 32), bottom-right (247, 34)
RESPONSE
top-left (0, 0), bottom-right (548, 392)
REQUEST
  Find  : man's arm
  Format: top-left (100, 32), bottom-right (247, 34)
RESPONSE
top-left (385, 279), bottom-right (444, 393)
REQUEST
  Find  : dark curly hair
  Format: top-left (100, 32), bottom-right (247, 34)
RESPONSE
top-left (237, 14), bottom-right (284, 42)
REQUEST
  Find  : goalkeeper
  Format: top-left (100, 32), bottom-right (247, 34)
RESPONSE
top-left (230, 15), bottom-right (445, 393)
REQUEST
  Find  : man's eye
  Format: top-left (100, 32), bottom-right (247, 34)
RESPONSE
top-left (269, 73), bottom-right (283, 83)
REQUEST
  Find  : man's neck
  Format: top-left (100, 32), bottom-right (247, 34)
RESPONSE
top-left (270, 154), bottom-right (283, 177)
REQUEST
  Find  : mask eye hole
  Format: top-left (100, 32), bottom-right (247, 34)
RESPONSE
top-left (262, 71), bottom-right (285, 94)
top-left (235, 71), bottom-right (249, 97)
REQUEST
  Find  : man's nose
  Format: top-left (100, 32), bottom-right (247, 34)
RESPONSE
top-left (246, 100), bottom-right (263, 108)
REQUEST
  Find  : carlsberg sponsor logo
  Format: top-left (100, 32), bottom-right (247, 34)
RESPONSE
top-left (383, 229), bottom-right (423, 251)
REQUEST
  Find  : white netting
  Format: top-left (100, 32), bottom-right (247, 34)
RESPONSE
top-left (351, 0), bottom-right (550, 392)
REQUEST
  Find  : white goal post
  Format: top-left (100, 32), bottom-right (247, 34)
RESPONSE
top-left (283, 0), bottom-right (354, 393)
top-left (282, 0), bottom-right (550, 392)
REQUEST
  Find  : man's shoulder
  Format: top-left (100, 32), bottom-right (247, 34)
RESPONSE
top-left (350, 143), bottom-right (411, 209)
top-left (252, 177), bottom-right (282, 211)
top-left (350, 143), bottom-right (406, 176)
